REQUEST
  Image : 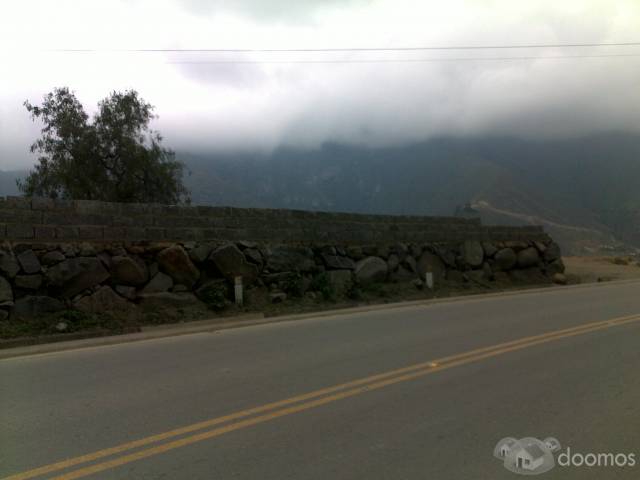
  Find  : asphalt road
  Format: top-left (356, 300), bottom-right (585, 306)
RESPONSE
top-left (2, 281), bottom-right (640, 479)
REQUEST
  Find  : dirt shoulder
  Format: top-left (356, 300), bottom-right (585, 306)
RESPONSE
top-left (563, 255), bottom-right (640, 284)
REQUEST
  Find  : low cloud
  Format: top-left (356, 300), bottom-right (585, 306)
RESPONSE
top-left (1, 0), bottom-right (639, 169)
top-left (180, 0), bottom-right (368, 22)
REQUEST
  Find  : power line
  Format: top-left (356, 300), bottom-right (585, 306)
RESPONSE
top-left (46, 41), bottom-right (640, 53)
top-left (166, 53), bottom-right (640, 64)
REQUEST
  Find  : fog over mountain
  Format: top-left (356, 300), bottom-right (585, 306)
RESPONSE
top-left (179, 132), bottom-right (640, 253)
top-left (1, 1), bottom-right (640, 168)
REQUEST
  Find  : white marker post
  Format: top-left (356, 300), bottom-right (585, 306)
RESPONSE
top-left (234, 276), bottom-right (243, 307)
top-left (425, 271), bottom-right (434, 290)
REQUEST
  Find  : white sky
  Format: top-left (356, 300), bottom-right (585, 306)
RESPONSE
top-left (1, 0), bottom-right (639, 169)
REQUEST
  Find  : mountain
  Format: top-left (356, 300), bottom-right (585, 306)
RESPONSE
top-left (3, 132), bottom-right (640, 254)
top-left (181, 133), bottom-right (640, 254)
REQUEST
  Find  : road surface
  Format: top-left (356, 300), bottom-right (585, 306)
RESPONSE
top-left (2, 281), bottom-right (640, 479)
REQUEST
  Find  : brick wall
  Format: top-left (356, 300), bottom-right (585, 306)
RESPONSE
top-left (0, 196), bottom-right (549, 244)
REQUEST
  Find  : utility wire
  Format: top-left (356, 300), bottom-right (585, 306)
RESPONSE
top-left (166, 53), bottom-right (640, 64)
top-left (45, 41), bottom-right (640, 53)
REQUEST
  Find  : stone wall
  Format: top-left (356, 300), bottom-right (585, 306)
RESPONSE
top-left (0, 197), bottom-right (564, 325)
top-left (0, 196), bottom-right (547, 244)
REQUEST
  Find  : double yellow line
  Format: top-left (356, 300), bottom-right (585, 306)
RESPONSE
top-left (5, 313), bottom-right (640, 480)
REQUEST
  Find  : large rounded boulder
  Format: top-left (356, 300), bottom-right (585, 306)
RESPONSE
top-left (354, 256), bottom-right (388, 284)
top-left (461, 240), bottom-right (484, 268)
top-left (517, 247), bottom-right (540, 268)
top-left (494, 248), bottom-right (517, 271)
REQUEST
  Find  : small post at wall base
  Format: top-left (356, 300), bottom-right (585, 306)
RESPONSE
top-left (234, 276), bottom-right (243, 306)
top-left (425, 272), bottom-right (434, 290)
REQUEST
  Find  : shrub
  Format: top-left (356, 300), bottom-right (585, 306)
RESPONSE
top-left (310, 272), bottom-right (335, 301)
top-left (197, 280), bottom-right (229, 311)
top-left (611, 256), bottom-right (629, 266)
top-left (346, 282), bottom-right (363, 300)
top-left (282, 271), bottom-right (305, 298)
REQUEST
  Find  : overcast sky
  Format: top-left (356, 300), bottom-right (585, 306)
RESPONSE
top-left (1, 0), bottom-right (639, 169)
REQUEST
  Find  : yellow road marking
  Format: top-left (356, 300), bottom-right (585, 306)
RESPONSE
top-left (4, 313), bottom-right (640, 480)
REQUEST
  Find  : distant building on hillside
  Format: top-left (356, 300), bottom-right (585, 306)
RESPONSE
top-left (454, 202), bottom-right (480, 220)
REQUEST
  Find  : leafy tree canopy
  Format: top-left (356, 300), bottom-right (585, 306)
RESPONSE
top-left (20, 87), bottom-right (190, 204)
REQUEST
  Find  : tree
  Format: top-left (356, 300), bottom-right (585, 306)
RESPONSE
top-left (20, 87), bottom-right (190, 204)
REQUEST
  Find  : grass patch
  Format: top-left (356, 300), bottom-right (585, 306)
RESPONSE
top-left (361, 282), bottom-right (390, 298)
